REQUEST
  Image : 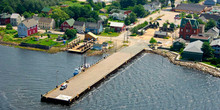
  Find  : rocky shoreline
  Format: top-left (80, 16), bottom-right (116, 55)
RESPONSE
top-left (145, 49), bottom-right (220, 77)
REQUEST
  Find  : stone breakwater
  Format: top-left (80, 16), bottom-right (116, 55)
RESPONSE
top-left (145, 49), bottom-right (220, 77)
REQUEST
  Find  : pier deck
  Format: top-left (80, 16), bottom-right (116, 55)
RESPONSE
top-left (41, 43), bottom-right (148, 104)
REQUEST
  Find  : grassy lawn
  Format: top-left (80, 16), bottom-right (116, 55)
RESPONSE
top-left (203, 62), bottom-right (219, 68)
top-left (108, 18), bottom-right (124, 23)
top-left (99, 32), bottom-right (120, 37)
top-left (99, 13), bottom-right (109, 17)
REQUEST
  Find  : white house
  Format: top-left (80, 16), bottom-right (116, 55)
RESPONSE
top-left (10, 13), bottom-right (21, 26)
top-left (109, 13), bottom-right (127, 21)
top-left (210, 39), bottom-right (220, 57)
top-left (38, 17), bottom-right (55, 30)
top-left (73, 21), bottom-right (85, 33)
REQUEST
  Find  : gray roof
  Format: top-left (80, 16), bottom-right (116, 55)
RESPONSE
top-left (10, 13), bottom-right (20, 19)
top-left (199, 16), bottom-right (208, 23)
top-left (210, 39), bottom-right (220, 46)
top-left (73, 21), bottom-right (85, 26)
top-left (206, 27), bottom-right (219, 38)
top-left (200, 13), bottom-right (220, 21)
top-left (175, 3), bottom-right (206, 12)
top-left (204, 0), bottom-right (216, 6)
top-left (174, 38), bottom-right (186, 43)
top-left (86, 22), bottom-right (101, 29)
top-left (183, 40), bottom-right (203, 53)
top-left (22, 19), bottom-right (38, 28)
top-left (38, 17), bottom-right (53, 23)
top-left (154, 31), bottom-right (167, 36)
top-left (110, 22), bottom-right (124, 28)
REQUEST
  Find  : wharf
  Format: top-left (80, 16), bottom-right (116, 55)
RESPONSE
top-left (41, 43), bottom-right (148, 105)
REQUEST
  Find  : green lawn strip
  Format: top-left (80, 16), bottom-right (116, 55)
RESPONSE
top-left (99, 13), bottom-right (109, 16)
top-left (108, 18), bottom-right (124, 23)
top-left (99, 32), bottom-right (119, 37)
top-left (202, 62), bottom-right (219, 68)
top-left (60, 1), bottom-right (83, 7)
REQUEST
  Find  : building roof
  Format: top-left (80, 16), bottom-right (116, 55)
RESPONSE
top-left (0, 13), bottom-right (11, 19)
top-left (99, 8), bottom-right (107, 13)
top-left (204, 0), bottom-right (217, 6)
top-left (200, 13), bottom-right (220, 21)
top-left (86, 22), bottom-right (101, 29)
top-left (65, 18), bottom-right (75, 26)
top-left (210, 39), bottom-right (220, 46)
top-left (180, 18), bottom-right (199, 29)
top-left (206, 27), bottom-right (219, 35)
top-left (73, 21), bottom-right (85, 26)
top-left (110, 22), bottom-right (125, 28)
top-left (174, 38), bottom-right (186, 43)
top-left (21, 19), bottom-right (38, 28)
top-left (87, 32), bottom-right (98, 39)
top-left (190, 34), bottom-right (210, 40)
top-left (10, 13), bottom-right (20, 19)
top-left (38, 17), bottom-right (53, 23)
top-left (175, 3), bottom-right (206, 13)
top-left (183, 40), bottom-right (203, 53)
top-left (41, 7), bottom-right (51, 13)
top-left (199, 16), bottom-right (208, 23)
top-left (154, 31), bottom-right (167, 36)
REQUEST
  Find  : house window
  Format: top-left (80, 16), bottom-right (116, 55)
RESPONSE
top-left (181, 29), bottom-right (183, 32)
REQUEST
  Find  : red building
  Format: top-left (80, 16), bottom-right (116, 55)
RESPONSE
top-left (179, 18), bottom-right (200, 40)
top-left (110, 22), bottom-right (126, 32)
top-left (18, 19), bottom-right (38, 37)
top-left (0, 13), bottom-right (11, 25)
top-left (60, 18), bottom-right (75, 31)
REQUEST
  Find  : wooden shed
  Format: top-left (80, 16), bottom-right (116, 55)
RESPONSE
top-left (85, 32), bottom-right (98, 41)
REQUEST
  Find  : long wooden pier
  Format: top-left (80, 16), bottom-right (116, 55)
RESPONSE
top-left (41, 42), bottom-right (148, 105)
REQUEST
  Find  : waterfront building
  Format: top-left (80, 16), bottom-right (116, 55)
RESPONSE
top-left (85, 32), bottom-right (98, 41)
top-left (85, 21), bottom-right (103, 34)
top-left (110, 22), bottom-right (126, 32)
top-left (38, 17), bottom-right (55, 30)
top-left (0, 13), bottom-right (11, 25)
top-left (73, 21), bottom-right (85, 33)
top-left (181, 40), bottom-right (203, 61)
top-left (179, 18), bottom-right (200, 40)
top-left (210, 39), bottom-right (220, 57)
top-left (172, 38), bottom-right (186, 51)
top-left (174, 3), bottom-right (208, 14)
top-left (61, 18), bottom-right (75, 31)
top-left (18, 19), bottom-right (38, 37)
top-left (10, 13), bottom-right (21, 26)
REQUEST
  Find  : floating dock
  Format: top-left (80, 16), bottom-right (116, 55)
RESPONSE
top-left (41, 43), bottom-right (148, 105)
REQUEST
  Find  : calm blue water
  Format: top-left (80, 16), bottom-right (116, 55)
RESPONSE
top-left (0, 45), bottom-right (220, 110)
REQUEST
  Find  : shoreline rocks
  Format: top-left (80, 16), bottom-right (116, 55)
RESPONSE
top-left (145, 49), bottom-right (220, 77)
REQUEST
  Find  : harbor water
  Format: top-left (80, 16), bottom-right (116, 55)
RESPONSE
top-left (0, 45), bottom-right (220, 110)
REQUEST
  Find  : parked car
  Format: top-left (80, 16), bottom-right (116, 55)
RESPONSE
top-left (174, 15), bottom-right (180, 19)
top-left (157, 18), bottom-right (162, 20)
top-left (157, 41), bottom-right (162, 44)
top-left (60, 83), bottom-right (67, 90)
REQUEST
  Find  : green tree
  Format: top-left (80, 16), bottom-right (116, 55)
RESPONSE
top-left (23, 11), bottom-right (31, 18)
top-left (137, 0), bottom-right (147, 5)
top-left (120, 0), bottom-right (137, 8)
top-left (201, 42), bottom-right (214, 59)
top-left (179, 12), bottom-right (186, 18)
top-left (129, 12), bottom-right (137, 23)
top-left (65, 29), bottom-right (77, 40)
top-left (6, 23), bottom-right (12, 30)
top-left (193, 13), bottom-right (199, 19)
top-left (133, 4), bottom-right (145, 17)
top-left (163, 23), bottom-right (168, 31)
top-left (87, 18), bottom-right (96, 22)
top-left (170, 23), bottom-right (175, 29)
top-left (102, 2), bottom-right (106, 7)
top-left (124, 17), bottom-right (131, 25)
top-left (186, 14), bottom-right (192, 18)
top-left (205, 19), bottom-right (216, 31)
top-left (131, 27), bottom-right (138, 34)
top-left (77, 17), bottom-right (87, 22)
top-left (150, 37), bottom-right (157, 44)
top-left (197, 19), bottom-right (205, 24)
top-left (170, 0), bottom-right (175, 9)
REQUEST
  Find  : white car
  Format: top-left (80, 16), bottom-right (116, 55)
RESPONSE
top-left (60, 83), bottom-right (67, 90)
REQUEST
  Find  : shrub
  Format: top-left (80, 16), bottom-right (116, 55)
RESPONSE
top-left (5, 30), bottom-right (17, 34)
